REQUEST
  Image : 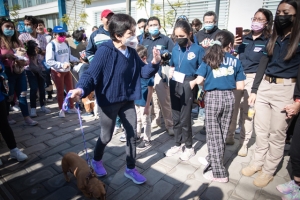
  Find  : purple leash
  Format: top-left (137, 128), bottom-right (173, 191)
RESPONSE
top-left (63, 92), bottom-right (90, 165)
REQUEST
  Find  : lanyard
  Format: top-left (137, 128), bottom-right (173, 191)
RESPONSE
top-left (178, 46), bottom-right (191, 70)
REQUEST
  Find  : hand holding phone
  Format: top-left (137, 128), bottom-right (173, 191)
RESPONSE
top-left (236, 27), bottom-right (243, 44)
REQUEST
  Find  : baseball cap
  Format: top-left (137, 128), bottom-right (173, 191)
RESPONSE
top-left (53, 26), bottom-right (66, 33)
top-left (101, 9), bottom-right (114, 18)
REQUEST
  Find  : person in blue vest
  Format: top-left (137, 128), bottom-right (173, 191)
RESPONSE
top-left (190, 30), bottom-right (245, 183)
top-left (165, 20), bottom-right (205, 160)
top-left (137, 18), bottom-right (147, 43)
top-left (70, 14), bottom-right (161, 184)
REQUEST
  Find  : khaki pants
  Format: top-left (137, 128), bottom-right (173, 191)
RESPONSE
top-left (136, 105), bottom-right (152, 141)
top-left (82, 91), bottom-right (95, 113)
top-left (228, 74), bottom-right (255, 145)
top-left (152, 73), bottom-right (173, 129)
top-left (251, 79), bottom-right (295, 175)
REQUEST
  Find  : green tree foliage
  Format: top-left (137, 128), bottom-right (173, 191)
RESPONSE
top-left (61, 0), bottom-right (91, 31)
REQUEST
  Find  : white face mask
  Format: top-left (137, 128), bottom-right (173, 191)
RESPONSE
top-left (123, 36), bottom-right (138, 49)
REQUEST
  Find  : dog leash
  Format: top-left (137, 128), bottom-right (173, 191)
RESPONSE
top-left (63, 92), bottom-right (90, 165)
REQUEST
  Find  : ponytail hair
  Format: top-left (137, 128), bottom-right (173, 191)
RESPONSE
top-left (172, 20), bottom-right (194, 43)
top-left (203, 30), bottom-right (234, 69)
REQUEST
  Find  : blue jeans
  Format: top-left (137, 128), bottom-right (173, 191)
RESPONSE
top-left (26, 70), bottom-right (46, 108)
top-left (5, 69), bottom-right (29, 117)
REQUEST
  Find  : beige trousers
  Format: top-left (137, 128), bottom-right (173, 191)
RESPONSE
top-left (136, 105), bottom-right (152, 141)
top-left (151, 73), bottom-right (173, 129)
top-left (251, 79), bottom-right (295, 175)
top-left (228, 74), bottom-right (255, 145)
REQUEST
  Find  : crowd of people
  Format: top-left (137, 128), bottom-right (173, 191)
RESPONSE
top-left (0, 0), bottom-right (300, 198)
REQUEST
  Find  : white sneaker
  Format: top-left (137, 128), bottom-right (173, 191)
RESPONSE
top-left (119, 133), bottom-right (126, 142)
top-left (10, 148), bottom-right (28, 162)
top-left (11, 105), bottom-right (20, 111)
top-left (238, 145), bottom-right (248, 157)
top-left (66, 108), bottom-right (79, 114)
top-left (165, 145), bottom-right (182, 157)
top-left (40, 106), bottom-right (51, 114)
top-left (235, 127), bottom-right (241, 134)
top-left (180, 147), bottom-right (195, 161)
top-left (114, 127), bottom-right (123, 135)
top-left (30, 108), bottom-right (37, 117)
top-left (59, 110), bottom-right (65, 118)
top-left (198, 157), bottom-right (209, 166)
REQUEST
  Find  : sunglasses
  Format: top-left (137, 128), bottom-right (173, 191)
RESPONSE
top-left (177, 15), bottom-right (188, 21)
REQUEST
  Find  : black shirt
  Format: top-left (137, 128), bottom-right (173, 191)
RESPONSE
top-left (195, 26), bottom-right (221, 51)
top-left (142, 33), bottom-right (174, 64)
top-left (238, 33), bottom-right (268, 73)
top-left (265, 35), bottom-right (300, 78)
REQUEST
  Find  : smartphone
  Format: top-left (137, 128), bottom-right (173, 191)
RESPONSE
top-left (236, 27), bottom-right (243, 39)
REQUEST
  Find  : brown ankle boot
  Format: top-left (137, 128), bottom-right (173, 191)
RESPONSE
top-left (241, 165), bottom-right (262, 177)
top-left (253, 172), bottom-right (273, 187)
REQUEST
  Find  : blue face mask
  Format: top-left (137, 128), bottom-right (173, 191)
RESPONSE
top-left (139, 28), bottom-right (144, 35)
top-left (149, 27), bottom-right (159, 36)
top-left (74, 39), bottom-right (80, 46)
top-left (25, 25), bottom-right (33, 33)
top-left (3, 28), bottom-right (14, 37)
top-left (204, 23), bottom-right (215, 31)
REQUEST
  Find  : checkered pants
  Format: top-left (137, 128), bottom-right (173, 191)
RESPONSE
top-left (204, 90), bottom-right (235, 178)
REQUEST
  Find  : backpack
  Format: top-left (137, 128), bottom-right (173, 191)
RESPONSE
top-left (43, 41), bottom-right (70, 69)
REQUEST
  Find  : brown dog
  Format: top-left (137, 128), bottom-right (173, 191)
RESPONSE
top-left (62, 152), bottom-right (106, 199)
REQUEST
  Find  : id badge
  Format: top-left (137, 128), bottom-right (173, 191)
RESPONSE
top-left (172, 71), bottom-right (185, 83)
top-left (253, 47), bottom-right (262, 52)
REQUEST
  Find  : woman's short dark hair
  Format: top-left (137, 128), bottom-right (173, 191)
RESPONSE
top-left (267, 0), bottom-right (300, 60)
top-left (37, 19), bottom-right (45, 26)
top-left (254, 8), bottom-right (273, 39)
top-left (136, 44), bottom-right (147, 59)
top-left (203, 30), bottom-right (234, 69)
top-left (25, 40), bottom-right (38, 57)
top-left (108, 14), bottom-right (136, 41)
top-left (192, 18), bottom-right (202, 26)
top-left (24, 15), bottom-right (38, 26)
top-left (203, 11), bottom-right (218, 22)
top-left (147, 16), bottom-right (161, 26)
top-left (173, 20), bottom-right (194, 43)
top-left (72, 30), bottom-right (84, 42)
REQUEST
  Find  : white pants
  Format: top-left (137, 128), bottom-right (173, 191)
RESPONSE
top-left (135, 105), bottom-right (152, 141)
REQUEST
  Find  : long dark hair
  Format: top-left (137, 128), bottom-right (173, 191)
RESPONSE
top-left (253, 8), bottom-right (273, 38)
top-left (25, 40), bottom-right (38, 58)
top-left (0, 17), bottom-right (21, 49)
top-left (173, 20), bottom-right (194, 43)
top-left (267, 0), bottom-right (300, 60)
top-left (203, 30), bottom-right (234, 69)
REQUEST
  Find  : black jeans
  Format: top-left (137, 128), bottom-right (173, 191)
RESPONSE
top-left (0, 99), bottom-right (17, 149)
top-left (290, 113), bottom-right (300, 177)
top-left (26, 71), bottom-right (46, 108)
top-left (94, 101), bottom-right (137, 169)
top-left (170, 78), bottom-right (194, 149)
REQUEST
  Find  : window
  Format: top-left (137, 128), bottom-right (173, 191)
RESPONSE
top-left (7, 0), bottom-right (56, 9)
top-left (262, 0), bottom-right (281, 15)
top-left (152, 0), bottom-right (230, 32)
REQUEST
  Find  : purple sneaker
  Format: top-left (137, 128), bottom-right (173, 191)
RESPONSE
top-left (91, 159), bottom-right (107, 177)
top-left (124, 168), bottom-right (146, 184)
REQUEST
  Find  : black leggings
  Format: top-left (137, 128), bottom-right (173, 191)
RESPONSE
top-left (290, 113), bottom-right (300, 177)
top-left (0, 99), bottom-right (17, 149)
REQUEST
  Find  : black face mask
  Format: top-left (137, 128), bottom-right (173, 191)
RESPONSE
top-left (275, 15), bottom-right (293, 30)
top-left (176, 38), bottom-right (189, 47)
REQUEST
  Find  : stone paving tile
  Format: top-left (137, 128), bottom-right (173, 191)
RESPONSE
top-left (231, 148), bottom-right (253, 164)
top-left (231, 176), bottom-right (261, 200)
top-left (8, 167), bottom-right (57, 192)
top-left (136, 150), bottom-right (164, 170)
top-left (18, 184), bottom-right (49, 200)
top-left (70, 133), bottom-right (98, 146)
top-left (201, 180), bottom-right (237, 200)
top-left (275, 156), bottom-right (291, 179)
top-left (60, 142), bottom-right (94, 156)
top-left (137, 179), bottom-right (175, 200)
top-left (43, 185), bottom-right (78, 200)
top-left (193, 132), bottom-right (206, 142)
top-left (142, 162), bottom-right (172, 186)
top-left (226, 159), bottom-right (243, 184)
top-left (23, 143), bottom-right (48, 155)
top-left (15, 134), bottom-right (34, 143)
top-left (42, 173), bottom-right (68, 192)
top-left (151, 131), bottom-right (173, 143)
top-left (40, 143), bottom-right (72, 158)
top-left (105, 155), bottom-right (126, 171)
top-left (108, 181), bottom-right (147, 200)
top-left (156, 138), bottom-right (176, 153)
top-left (157, 154), bottom-right (181, 170)
top-left (163, 162), bottom-right (197, 186)
top-left (12, 126), bottom-right (43, 136)
top-left (22, 134), bottom-right (54, 147)
top-left (168, 179), bottom-right (208, 200)
top-left (26, 154), bottom-right (62, 173)
top-left (136, 140), bottom-right (162, 157)
top-left (255, 190), bottom-right (281, 200)
top-left (59, 118), bottom-right (81, 128)
top-left (31, 126), bottom-right (60, 137)
top-left (45, 133), bottom-right (74, 146)
top-left (261, 176), bottom-right (289, 197)
top-left (225, 139), bottom-right (241, 152)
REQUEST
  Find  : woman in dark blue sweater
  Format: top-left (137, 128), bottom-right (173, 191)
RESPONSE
top-left (70, 14), bottom-right (161, 184)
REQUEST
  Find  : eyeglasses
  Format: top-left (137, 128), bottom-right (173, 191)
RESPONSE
top-left (251, 18), bottom-right (267, 23)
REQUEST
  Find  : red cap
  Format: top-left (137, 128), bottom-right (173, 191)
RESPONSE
top-left (101, 9), bottom-right (114, 18)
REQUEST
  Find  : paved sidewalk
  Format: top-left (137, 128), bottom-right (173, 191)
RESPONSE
top-left (0, 100), bottom-right (291, 200)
